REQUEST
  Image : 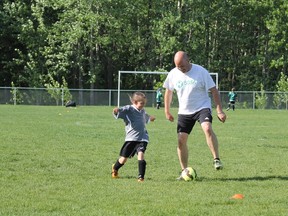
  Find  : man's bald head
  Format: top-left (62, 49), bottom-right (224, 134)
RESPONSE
top-left (174, 51), bottom-right (191, 73)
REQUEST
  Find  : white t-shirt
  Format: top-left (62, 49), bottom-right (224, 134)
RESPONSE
top-left (163, 64), bottom-right (215, 114)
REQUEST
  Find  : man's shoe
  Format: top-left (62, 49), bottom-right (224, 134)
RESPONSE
top-left (111, 164), bottom-right (119, 178)
top-left (213, 159), bottom-right (223, 170)
top-left (176, 174), bottom-right (184, 181)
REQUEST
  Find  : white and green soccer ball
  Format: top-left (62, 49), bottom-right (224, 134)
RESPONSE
top-left (181, 167), bottom-right (197, 181)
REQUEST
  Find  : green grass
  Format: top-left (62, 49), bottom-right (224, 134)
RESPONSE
top-left (0, 105), bottom-right (287, 215)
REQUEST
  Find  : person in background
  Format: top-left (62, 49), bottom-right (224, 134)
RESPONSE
top-left (163, 51), bottom-right (226, 180)
top-left (156, 88), bottom-right (163, 109)
top-left (227, 87), bottom-right (237, 111)
top-left (111, 92), bottom-right (155, 182)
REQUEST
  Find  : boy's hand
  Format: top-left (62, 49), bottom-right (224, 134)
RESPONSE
top-left (113, 108), bottom-right (119, 115)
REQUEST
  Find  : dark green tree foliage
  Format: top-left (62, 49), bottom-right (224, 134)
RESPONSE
top-left (0, 0), bottom-right (287, 91)
top-left (0, 1), bottom-right (34, 86)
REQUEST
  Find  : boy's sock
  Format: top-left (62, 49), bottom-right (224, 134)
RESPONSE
top-left (114, 160), bottom-right (124, 171)
top-left (138, 160), bottom-right (146, 179)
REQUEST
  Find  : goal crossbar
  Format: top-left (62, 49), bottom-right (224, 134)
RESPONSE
top-left (117, 71), bottom-right (168, 107)
top-left (117, 71), bottom-right (218, 107)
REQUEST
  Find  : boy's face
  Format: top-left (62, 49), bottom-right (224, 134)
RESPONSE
top-left (133, 100), bottom-right (146, 110)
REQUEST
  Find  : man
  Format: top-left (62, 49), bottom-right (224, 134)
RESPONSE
top-left (163, 51), bottom-right (226, 179)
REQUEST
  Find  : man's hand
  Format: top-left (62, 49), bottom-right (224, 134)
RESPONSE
top-left (217, 112), bottom-right (226, 123)
top-left (165, 112), bottom-right (174, 122)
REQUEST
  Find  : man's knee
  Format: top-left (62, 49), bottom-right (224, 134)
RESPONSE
top-left (201, 123), bottom-right (213, 135)
top-left (178, 133), bottom-right (188, 146)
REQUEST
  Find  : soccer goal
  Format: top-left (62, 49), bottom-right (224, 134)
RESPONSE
top-left (117, 71), bottom-right (168, 107)
top-left (117, 71), bottom-right (218, 107)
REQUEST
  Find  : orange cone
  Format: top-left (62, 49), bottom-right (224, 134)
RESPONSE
top-left (231, 194), bottom-right (244, 199)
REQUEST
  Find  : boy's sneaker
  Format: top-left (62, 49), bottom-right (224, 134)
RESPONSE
top-left (137, 178), bottom-right (144, 182)
top-left (111, 164), bottom-right (119, 178)
top-left (213, 159), bottom-right (223, 170)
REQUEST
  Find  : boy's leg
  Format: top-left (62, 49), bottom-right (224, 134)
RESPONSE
top-left (156, 102), bottom-right (160, 109)
top-left (232, 102), bottom-right (235, 111)
top-left (137, 151), bottom-right (146, 181)
top-left (112, 157), bottom-right (127, 178)
top-left (227, 102), bottom-right (230, 110)
top-left (112, 141), bottom-right (136, 178)
top-left (138, 160), bottom-right (146, 180)
top-left (113, 157), bottom-right (126, 170)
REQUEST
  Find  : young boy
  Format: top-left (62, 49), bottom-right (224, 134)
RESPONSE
top-left (156, 88), bottom-right (163, 109)
top-left (111, 92), bottom-right (155, 182)
top-left (227, 88), bottom-right (237, 111)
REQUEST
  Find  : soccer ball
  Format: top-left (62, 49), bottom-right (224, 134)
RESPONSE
top-left (181, 167), bottom-right (197, 181)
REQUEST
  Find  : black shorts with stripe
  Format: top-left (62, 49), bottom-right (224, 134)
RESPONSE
top-left (119, 141), bottom-right (148, 158)
top-left (177, 108), bottom-right (213, 134)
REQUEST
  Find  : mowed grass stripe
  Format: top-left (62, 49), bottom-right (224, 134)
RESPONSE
top-left (0, 105), bottom-right (287, 215)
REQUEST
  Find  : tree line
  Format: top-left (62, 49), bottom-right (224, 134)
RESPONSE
top-left (0, 0), bottom-right (287, 91)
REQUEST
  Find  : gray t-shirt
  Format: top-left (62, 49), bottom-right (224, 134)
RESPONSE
top-left (114, 105), bottom-right (150, 142)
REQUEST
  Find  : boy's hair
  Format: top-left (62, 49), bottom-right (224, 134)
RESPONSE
top-left (130, 92), bottom-right (147, 104)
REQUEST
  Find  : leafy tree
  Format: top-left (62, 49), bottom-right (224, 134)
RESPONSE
top-left (266, 0), bottom-right (288, 78)
top-left (10, 82), bottom-right (23, 105)
top-left (255, 83), bottom-right (267, 109)
top-left (0, 0), bottom-right (287, 93)
top-left (0, 1), bottom-right (32, 86)
top-left (273, 72), bottom-right (288, 109)
top-left (44, 74), bottom-right (71, 106)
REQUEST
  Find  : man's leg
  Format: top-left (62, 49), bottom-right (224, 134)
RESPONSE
top-left (201, 122), bottom-right (223, 170)
top-left (177, 132), bottom-right (189, 170)
top-left (201, 122), bottom-right (219, 158)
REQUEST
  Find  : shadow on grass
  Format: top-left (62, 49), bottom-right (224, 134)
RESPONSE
top-left (117, 175), bottom-right (153, 181)
top-left (199, 175), bottom-right (288, 182)
top-left (113, 175), bottom-right (288, 182)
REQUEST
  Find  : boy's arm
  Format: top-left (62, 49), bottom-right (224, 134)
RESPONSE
top-left (113, 107), bottom-right (119, 118)
top-left (149, 115), bottom-right (156, 122)
top-left (145, 112), bottom-right (155, 123)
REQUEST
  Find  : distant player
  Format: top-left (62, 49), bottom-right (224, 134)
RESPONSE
top-left (156, 88), bottom-right (163, 109)
top-left (111, 92), bottom-right (155, 182)
top-left (227, 88), bottom-right (237, 111)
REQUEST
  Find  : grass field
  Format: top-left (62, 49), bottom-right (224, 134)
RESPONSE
top-left (0, 105), bottom-right (287, 216)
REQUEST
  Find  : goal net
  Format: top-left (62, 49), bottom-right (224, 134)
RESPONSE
top-left (117, 71), bottom-right (218, 107)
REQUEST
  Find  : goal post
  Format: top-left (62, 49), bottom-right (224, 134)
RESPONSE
top-left (117, 71), bottom-right (218, 107)
top-left (117, 71), bottom-right (168, 107)
top-left (210, 72), bottom-right (219, 90)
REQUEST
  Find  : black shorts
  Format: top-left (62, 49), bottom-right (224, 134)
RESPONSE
top-left (177, 108), bottom-right (212, 134)
top-left (229, 101), bottom-right (235, 104)
top-left (119, 141), bottom-right (148, 158)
